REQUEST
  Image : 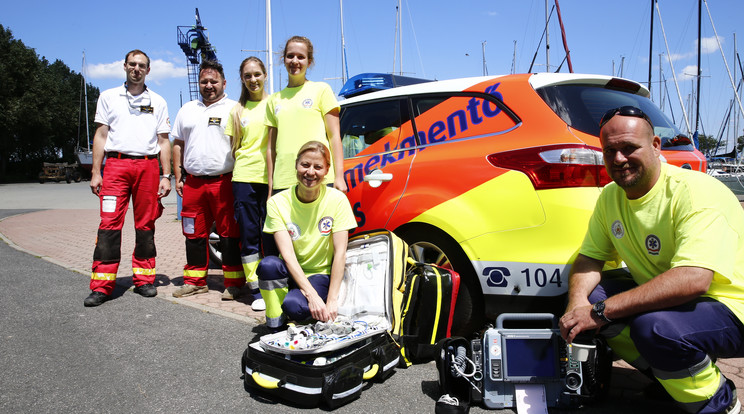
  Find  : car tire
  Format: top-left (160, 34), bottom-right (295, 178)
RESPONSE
top-left (398, 227), bottom-right (485, 337)
top-left (208, 223), bottom-right (223, 268)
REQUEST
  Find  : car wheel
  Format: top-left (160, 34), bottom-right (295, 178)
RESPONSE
top-left (208, 223), bottom-right (223, 267)
top-left (398, 228), bottom-right (485, 337)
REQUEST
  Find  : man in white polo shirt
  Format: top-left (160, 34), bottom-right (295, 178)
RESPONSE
top-left (171, 60), bottom-right (244, 298)
top-left (84, 49), bottom-right (172, 307)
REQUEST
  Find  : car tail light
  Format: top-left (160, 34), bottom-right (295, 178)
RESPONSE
top-left (487, 144), bottom-right (611, 189)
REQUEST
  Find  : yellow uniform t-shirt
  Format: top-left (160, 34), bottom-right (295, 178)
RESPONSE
top-left (265, 81), bottom-right (340, 190)
top-left (264, 185), bottom-right (356, 275)
top-left (226, 99), bottom-right (269, 184)
top-left (581, 163), bottom-right (744, 323)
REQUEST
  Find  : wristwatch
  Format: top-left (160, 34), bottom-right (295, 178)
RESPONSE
top-left (592, 300), bottom-right (612, 323)
top-left (160, 174), bottom-right (173, 180)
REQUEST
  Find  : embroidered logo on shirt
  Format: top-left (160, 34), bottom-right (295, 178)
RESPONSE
top-left (287, 222), bottom-right (301, 241)
top-left (274, 105), bottom-right (281, 115)
top-left (318, 216), bottom-right (334, 236)
top-left (302, 98), bottom-right (313, 108)
top-left (645, 235), bottom-right (661, 255)
top-left (611, 220), bottom-right (625, 239)
top-left (140, 106), bottom-right (154, 114)
top-left (208, 117), bottom-right (222, 126)
top-left (241, 116), bottom-right (249, 127)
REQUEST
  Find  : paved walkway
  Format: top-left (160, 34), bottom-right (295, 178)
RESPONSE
top-left (1, 188), bottom-right (744, 408)
top-left (0, 206), bottom-right (266, 324)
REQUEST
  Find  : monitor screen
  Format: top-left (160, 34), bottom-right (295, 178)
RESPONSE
top-left (504, 336), bottom-right (558, 378)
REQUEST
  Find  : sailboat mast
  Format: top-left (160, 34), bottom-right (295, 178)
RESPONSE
top-left (648, 0), bottom-right (655, 96)
top-left (695, 0), bottom-right (702, 134)
top-left (83, 52), bottom-right (90, 152)
top-left (659, 53), bottom-right (664, 108)
top-left (340, 0), bottom-right (348, 84)
top-left (266, 0), bottom-right (274, 94)
top-left (399, 0), bottom-right (403, 75)
top-left (734, 33), bottom-right (738, 147)
top-left (656, 0), bottom-right (692, 136)
top-left (545, 0), bottom-right (550, 72)
top-left (703, 0), bottom-right (744, 122)
top-left (482, 41), bottom-right (488, 76)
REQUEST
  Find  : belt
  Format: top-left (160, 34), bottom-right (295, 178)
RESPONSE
top-left (106, 151), bottom-right (158, 160)
top-left (187, 173), bottom-right (231, 179)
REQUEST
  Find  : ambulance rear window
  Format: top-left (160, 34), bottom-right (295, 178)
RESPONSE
top-left (536, 84), bottom-right (694, 151)
top-left (340, 99), bottom-right (410, 158)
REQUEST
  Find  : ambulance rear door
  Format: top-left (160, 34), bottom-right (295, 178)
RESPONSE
top-left (341, 98), bottom-right (416, 234)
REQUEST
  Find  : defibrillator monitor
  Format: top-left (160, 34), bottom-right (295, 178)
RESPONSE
top-left (500, 332), bottom-right (559, 380)
top-left (482, 313), bottom-right (587, 409)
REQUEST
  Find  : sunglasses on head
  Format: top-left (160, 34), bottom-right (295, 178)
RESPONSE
top-left (599, 106), bottom-right (653, 129)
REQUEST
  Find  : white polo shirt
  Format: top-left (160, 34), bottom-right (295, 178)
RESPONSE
top-left (171, 94), bottom-right (238, 176)
top-left (94, 84), bottom-right (170, 156)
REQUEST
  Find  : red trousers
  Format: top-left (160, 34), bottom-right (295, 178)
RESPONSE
top-left (91, 157), bottom-right (163, 295)
top-left (180, 174), bottom-right (244, 287)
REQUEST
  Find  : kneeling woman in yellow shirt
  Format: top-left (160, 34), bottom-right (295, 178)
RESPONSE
top-left (257, 141), bottom-right (357, 331)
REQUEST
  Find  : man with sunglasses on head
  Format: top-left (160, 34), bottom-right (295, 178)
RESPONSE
top-left (560, 106), bottom-right (744, 413)
top-left (170, 60), bottom-right (244, 299)
top-left (84, 49), bottom-right (172, 307)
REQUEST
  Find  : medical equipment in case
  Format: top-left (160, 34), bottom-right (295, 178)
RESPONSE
top-left (241, 230), bottom-right (408, 409)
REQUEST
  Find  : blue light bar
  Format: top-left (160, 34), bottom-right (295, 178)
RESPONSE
top-left (339, 73), bottom-right (432, 98)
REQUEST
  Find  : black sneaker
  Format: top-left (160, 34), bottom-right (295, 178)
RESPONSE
top-left (266, 323), bottom-right (288, 334)
top-left (84, 291), bottom-right (110, 307)
top-left (133, 284), bottom-right (157, 297)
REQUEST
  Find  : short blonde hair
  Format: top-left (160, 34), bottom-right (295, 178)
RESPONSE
top-left (295, 140), bottom-right (330, 167)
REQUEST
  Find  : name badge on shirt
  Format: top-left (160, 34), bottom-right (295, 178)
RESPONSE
top-left (208, 117), bottom-right (222, 126)
top-left (139, 106), bottom-right (154, 114)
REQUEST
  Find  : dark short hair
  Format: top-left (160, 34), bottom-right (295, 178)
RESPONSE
top-left (125, 49), bottom-right (150, 67)
top-left (199, 60), bottom-right (225, 80)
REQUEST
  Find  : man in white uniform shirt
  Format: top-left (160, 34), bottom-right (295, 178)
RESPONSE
top-left (84, 49), bottom-right (172, 307)
top-left (171, 60), bottom-right (244, 298)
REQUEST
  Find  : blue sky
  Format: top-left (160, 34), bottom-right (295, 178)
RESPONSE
top-left (2, 0), bottom-right (743, 147)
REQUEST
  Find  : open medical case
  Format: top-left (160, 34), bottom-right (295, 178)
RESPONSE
top-left (241, 230), bottom-right (408, 408)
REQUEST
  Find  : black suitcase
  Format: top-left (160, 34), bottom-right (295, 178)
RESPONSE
top-left (241, 230), bottom-right (408, 409)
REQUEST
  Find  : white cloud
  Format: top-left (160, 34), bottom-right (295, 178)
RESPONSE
top-left (668, 52), bottom-right (689, 62)
top-left (698, 36), bottom-right (721, 54)
top-left (148, 59), bottom-right (188, 84)
top-left (678, 64), bottom-right (699, 81)
top-left (86, 58), bottom-right (187, 84)
top-left (87, 60), bottom-right (125, 80)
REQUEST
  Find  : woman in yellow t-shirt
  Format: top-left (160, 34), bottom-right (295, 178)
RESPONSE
top-left (257, 141), bottom-right (356, 331)
top-left (265, 35), bottom-right (347, 193)
top-left (225, 57), bottom-right (272, 310)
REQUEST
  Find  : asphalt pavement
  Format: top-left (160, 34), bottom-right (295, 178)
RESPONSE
top-left (2, 181), bottom-right (741, 413)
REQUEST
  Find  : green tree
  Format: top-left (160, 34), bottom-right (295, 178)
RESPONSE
top-left (696, 134), bottom-right (717, 154)
top-left (0, 25), bottom-right (99, 182)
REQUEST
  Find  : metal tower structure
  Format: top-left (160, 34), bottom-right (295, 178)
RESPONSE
top-left (177, 8), bottom-right (218, 101)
